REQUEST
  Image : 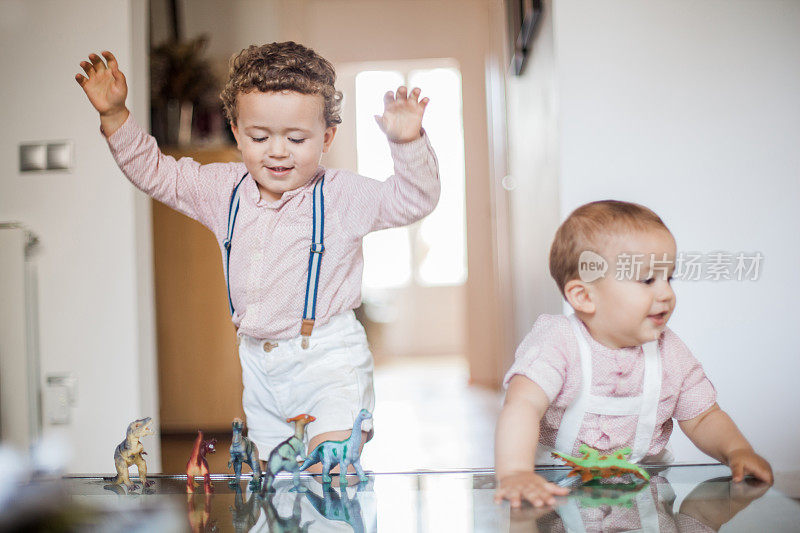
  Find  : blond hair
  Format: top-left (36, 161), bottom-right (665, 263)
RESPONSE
top-left (549, 200), bottom-right (671, 297)
top-left (220, 41), bottom-right (342, 128)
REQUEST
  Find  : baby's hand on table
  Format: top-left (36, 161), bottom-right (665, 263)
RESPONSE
top-left (374, 86), bottom-right (429, 143)
top-left (75, 51), bottom-right (129, 133)
top-left (727, 448), bottom-right (773, 484)
top-left (494, 471), bottom-right (569, 508)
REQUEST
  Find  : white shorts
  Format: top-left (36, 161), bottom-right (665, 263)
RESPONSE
top-left (238, 310), bottom-right (375, 458)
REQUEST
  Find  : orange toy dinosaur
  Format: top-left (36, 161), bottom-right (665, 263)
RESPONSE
top-left (186, 430), bottom-right (217, 493)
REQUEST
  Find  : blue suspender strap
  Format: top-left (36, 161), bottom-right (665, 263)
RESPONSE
top-left (301, 176), bottom-right (325, 348)
top-left (224, 173), bottom-right (249, 316)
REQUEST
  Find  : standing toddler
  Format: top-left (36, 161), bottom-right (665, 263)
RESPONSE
top-left (76, 42), bottom-right (439, 460)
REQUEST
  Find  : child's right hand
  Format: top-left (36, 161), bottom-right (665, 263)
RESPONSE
top-left (494, 471), bottom-right (569, 508)
top-left (75, 51), bottom-right (129, 135)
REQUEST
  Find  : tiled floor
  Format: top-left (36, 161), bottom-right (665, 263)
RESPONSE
top-left (161, 355), bottom-right (503, 474)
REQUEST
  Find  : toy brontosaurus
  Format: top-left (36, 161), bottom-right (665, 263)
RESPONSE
top-left (551, 444), bottom-right (651, 483)
top-left (107, 417), bottom-right (154, 490)
top-left (300, 409), bottom-right (372, 486)
top-left (262, 414), bottom-right (316, 493)
top-left (228, 418), bottom-right (261, 489)
top-left (186, 430), bottom-right (217, 493)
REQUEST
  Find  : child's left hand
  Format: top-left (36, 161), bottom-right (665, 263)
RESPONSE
top-left (727, 448), bottom-right (773, 484)
top-left (375, 86), bottom-right (429, 143)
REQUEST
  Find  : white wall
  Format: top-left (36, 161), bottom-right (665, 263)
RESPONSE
top-left (0, 0), bottom-right (159, 472)
top-left (505, 0), bottom-right (563, 367)
top-left (549, 0), bottom-right (800, 468)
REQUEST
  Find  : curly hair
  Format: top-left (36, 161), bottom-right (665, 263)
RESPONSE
top-left (549, 200), bottom-right (671, 297)
top-left (220, 41), bottom-right (343, 128)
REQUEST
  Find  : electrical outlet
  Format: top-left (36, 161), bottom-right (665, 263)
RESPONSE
top-left (19, 143), bottom-right (46, 171)
top-left (46, 142), bottom-right (73, 170)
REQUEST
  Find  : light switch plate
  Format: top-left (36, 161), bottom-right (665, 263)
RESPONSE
top-left (19, 143), bottom-right (46, 171)
top-left (45, 374), bottom-right (77, 425)
top-left (47, 142), bottom-right (73, 170)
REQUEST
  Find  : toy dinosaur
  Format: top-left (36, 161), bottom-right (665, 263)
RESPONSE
top-left (551, 444), bottom-right (651, 483)
top-left (186, 430), bottom-right (217, 493)
top-left (106, 417), bottom-right (154, 490)
top-left (305, 483), bottom-right (366, 533)
top-left (228, 418), bottom-right (262, 489)
top-left (262, 413), bottom-right (316, 493)
top-left (300, 409), bottom-right (372, 486)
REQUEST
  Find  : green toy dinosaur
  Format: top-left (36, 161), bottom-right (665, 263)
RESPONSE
top-left (262, 414), bottom-right (316, 493)
top-left (300, 409), bottom-right (372, 486)
top-left (551, 444), bottom-right (651, 483)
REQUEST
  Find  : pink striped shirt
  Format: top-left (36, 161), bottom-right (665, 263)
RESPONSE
top-left (106, 115), bottom-right (440, 339)
top-left (504, 314), bottom-right (717, 457)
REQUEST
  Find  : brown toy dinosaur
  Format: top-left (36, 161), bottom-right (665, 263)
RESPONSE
top-left (107, 417), bottom-right (154, 490)
top-left (186, 430), bottom-right (217, 493)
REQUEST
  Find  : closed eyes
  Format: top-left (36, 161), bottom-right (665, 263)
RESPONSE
top-left (250, 137), bottom-right (306, 144)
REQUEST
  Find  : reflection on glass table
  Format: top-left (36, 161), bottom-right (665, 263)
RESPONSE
top-left (4, 464), bottom-right (800, 532)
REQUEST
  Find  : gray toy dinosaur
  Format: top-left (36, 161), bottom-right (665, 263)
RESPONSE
top-left (228, 417), bottom-right (262, 489)
top-left (300, 409), bottom-right (372, 486)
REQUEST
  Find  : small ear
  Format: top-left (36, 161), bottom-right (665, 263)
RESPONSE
top-left (322, 126), bottom-right (337, 153)
top-left (564, 279), bottom-right (595, 314)
top-left (231, 123), bottom-right (243, 151)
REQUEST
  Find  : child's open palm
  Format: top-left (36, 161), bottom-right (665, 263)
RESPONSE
top-left (375, 86), bottom-right (429, 143)
top-left (75, 51), bottom-right (128, 117)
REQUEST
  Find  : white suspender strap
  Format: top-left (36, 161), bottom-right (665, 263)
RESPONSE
top-left (554, 315), bottom-right (594, 455)
top-left (553, 315), bottom-right (662, 462)
top-left (629, 339), bottom-right (661, 462)
top-left (300, 176), bottom-right (325, 348)
top-left (224, 173), bottom-right (249, 316)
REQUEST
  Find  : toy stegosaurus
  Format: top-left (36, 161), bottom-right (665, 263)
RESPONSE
top-left (551, 444), bottom-right (650, 483)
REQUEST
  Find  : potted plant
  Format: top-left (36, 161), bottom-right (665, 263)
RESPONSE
top-left (150, 35), bottom-right (219, 146)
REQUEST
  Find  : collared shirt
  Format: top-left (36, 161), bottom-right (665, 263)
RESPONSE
top-left (106, 115), bottom-right (440, 339)
top-left (504, 314), bottom-right (717, 457)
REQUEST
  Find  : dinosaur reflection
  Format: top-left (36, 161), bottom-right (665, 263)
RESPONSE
top-left (229, 482), bottom-right (259, 533)
top-left (239, 477), bottom-right (372, 532)
top-left (303, 482), bottom-right (368, 533)
top-left (259, 490), bottom-right (310, 533)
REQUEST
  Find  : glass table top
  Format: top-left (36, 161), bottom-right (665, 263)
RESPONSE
top-left (3, 464), bottom-right (799, 532)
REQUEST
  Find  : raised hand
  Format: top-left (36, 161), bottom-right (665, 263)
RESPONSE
top-left (75, 51), bottom-right (129, 135)
top-left (374, 86), bottom-right (429, 143)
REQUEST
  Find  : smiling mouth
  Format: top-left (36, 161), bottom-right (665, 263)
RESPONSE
top-left (267, 166), bottom-right (293, 172)
top-left (648, 311), bottom-right (668, 324)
